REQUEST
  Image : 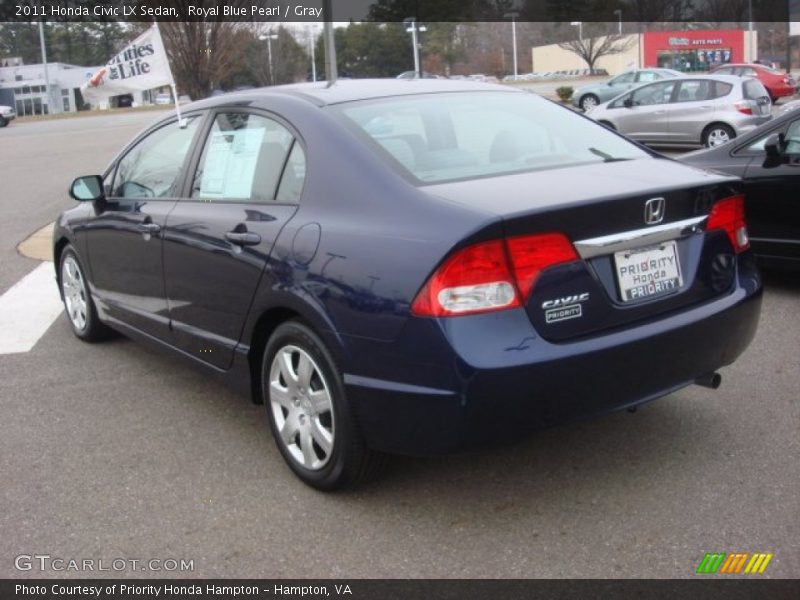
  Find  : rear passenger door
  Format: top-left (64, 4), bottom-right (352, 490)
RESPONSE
top-left (162, 110), bottom-right (306, 369)
top-left (668, 79), bottom-right (726, 143)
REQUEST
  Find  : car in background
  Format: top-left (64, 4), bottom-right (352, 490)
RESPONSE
top-left (54, 79), bottom-right (762, 489)
top-left (154, 93), bottom-right (172, 105)
top-left (0, 104), bottom-right (16, 127)
top-left (778, 98), bottom-right (800, 115)
top-left (711, 63), bottom-right (797, 103)
top-left (396, 71), bottom-right (439, 79)
top-left (587, 74), bottom-right (772, 148)
top-left (572, 68), bottom-right (682, 111)
top-left (680, 106), bottom-right (800, 270)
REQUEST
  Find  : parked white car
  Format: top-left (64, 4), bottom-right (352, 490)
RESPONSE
top-left (0, 104), bottom-right (16, 127)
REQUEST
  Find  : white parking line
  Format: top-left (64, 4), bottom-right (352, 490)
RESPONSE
top-left (0, 262), bottom-right (64, 355)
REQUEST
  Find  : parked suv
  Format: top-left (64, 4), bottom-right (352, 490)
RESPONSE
top-left (587, 74), bottom-right (772, 147)
top-left (0, 104), bottom-right (16, 127)
top-left (711, 63), bottom-right (797, 103)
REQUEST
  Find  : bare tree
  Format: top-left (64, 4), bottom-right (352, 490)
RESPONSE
top-left (558, 26), bottom-right (634, 72)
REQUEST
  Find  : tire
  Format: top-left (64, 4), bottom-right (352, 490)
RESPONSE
top-left (0, 116), bottom-right (7, 128)
top-left (579, 94), bottom-right (599, 111)
top-left (262, 320), bottom-right (386, 490)
top-left (59, 245), bottom-right (112, 341)
top-left (703, 123), bottom-right (735, 148)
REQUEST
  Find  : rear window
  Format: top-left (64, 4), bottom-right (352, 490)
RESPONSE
top-left (332, 92), bottom-right (650, 184)
top-left (743, 79), bottom-right (769, 100)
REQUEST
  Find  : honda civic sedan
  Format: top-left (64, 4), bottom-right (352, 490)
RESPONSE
top-left (54, 80), bottom-right (762, 489)
top-left (588, 74), bottom-right (772, 147)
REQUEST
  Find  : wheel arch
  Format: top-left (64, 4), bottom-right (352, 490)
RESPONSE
top-left (53, 236), bottom-right (72, 297)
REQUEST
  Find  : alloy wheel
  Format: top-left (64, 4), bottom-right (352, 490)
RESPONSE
top-left (706, 128), bottom-right (731, 147)
top-left (61, 256), bottom-right (88, 332)
top-left (268, 344), bottom-right (335, 470)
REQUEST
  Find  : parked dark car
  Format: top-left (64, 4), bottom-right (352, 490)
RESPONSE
top-left (681, 106), bottom-right (800, 270)
top-left (54, 80), bottom-right (762, 490)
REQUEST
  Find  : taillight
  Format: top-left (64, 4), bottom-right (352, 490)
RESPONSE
top-left (506, 233), bottom-right (579, 300)
top-left (707, 195), bottom-right (749, 253)
top-left (734, 101), bottom-right (753, 115)
top-left (411, 233), bottom-right (578, 317)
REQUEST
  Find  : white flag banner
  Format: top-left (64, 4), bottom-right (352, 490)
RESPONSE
top-left (82, 24), bottom-right (174, 101)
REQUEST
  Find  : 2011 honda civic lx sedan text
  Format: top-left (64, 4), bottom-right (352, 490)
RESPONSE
top-left (55, 80), bottom-right (762, 489)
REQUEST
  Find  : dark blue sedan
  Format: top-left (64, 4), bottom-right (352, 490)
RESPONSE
top-left (55, 80), bottom-right (762, 489)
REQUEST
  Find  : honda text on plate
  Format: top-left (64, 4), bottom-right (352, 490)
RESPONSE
top-left (54, 80), bottom-right (762, 489)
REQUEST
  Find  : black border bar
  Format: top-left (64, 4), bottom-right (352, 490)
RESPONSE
top-left (2, 579), bottom-right (800, 600)
top-left (0, 0), bottom-right (794, 23)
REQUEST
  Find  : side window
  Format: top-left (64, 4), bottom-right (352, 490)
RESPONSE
top-left (740, 67), bottom-right (757, 77)
top-left (112, 116), bottom-right (200, 199)
top-left (612, 72), bottom-right (635, 85)
top-left (276, 142), bottom-right (307, 203)
top-left (743, 79), bottom-right (768, 100)
top-left (785, 120), bottom-right (800, 155)
top-left (674, 80), bottom-right (712, 103)
top-left (709, 81), bottom-right (733, 99)
top-left (192, 112), bottom-right (293, 203)
top-left (636, 71), bottom-right (659, 83)
top-left (631, 81), bottom-right (676, 106)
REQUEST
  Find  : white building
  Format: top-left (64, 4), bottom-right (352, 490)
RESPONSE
top-left (0, 61), bottom-right (102, 116)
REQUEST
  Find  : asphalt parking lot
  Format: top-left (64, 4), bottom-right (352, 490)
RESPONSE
top-left (0, 108), bottom-right (798, 579)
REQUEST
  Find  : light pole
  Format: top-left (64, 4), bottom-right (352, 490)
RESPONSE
top-left (570, 21), bottom-right (583, 42)
top-left (307, 25), bottom-right (317, 82)
top-left (747, 0), bottom-right (754, 62)
top-left (38, 20), bottom-right (55, 115)
top-left (613, 9), bottom-right (622, 36)
top-left (404, 18), bottom-right (427, 78)
top-left (505, 11), bottom-right (519, 78)
top-left (259, 31), bottom-right (279, 85)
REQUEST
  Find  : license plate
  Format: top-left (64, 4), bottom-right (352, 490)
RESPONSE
top-left (614, 241), bottom-right (682, 302)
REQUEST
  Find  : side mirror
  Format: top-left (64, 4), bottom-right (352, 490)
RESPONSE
top-left (69, 175), bottom-right (104, 202)
top-left (764, 133), bottom-right (783, 158)
top-left (623, 97), bottom-right (634, 108)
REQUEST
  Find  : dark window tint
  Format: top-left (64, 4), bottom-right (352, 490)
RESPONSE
top-left (112, 116), bottom-right (200, 199)
top-left (276, 142), bottom-right (306, 203)
top-left (192, 112), bottom-right (293, 203)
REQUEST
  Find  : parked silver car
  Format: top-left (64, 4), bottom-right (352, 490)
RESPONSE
top-left (0, 104), bottom-right (16, 127)
top-left (586, 74), bottom-right (772, 148)
top-left (572, 68), bottom-right (682, 112)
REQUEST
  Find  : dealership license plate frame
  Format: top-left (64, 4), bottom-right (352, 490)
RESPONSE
top-left (614, 241), bottom-right (683, 303)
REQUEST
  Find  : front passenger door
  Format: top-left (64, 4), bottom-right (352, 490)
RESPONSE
top-left (163, 111), bottom-right (306, 369)
top-left (87, 116), bottom-right (202, 339)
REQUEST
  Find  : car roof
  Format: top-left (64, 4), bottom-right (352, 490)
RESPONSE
top-left (189, 78), bottom-right (519, 110)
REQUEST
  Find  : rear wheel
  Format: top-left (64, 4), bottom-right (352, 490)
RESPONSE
top-left (579, 94), bottom-right (599, 111)
top-left (703, 124), bottom-right (735, 148)
top-left (262, 320), bottom-right (385, 490)
top-left (59, 245), bottom-right (112, 341)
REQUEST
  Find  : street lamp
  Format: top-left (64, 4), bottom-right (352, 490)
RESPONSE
top-left (306, 25), bottom-right (317, 82)
top-left (404, 18), bottom-right (427, 78)
top-left (570, 21), bottom-right (583, 42)
top-left (613, 9), bottom-right (622, 36)
top-left (504, 11), bottom-right (519, 79)
top-left (259, 31), bottom-right (279, 85)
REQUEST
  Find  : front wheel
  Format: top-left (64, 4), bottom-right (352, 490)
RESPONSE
top-left (262, 321), bottom-right (385, 490)
top-left (59, 245), bottom-right (112, 341)
top-left (0, 116), bottom-right (7, 128)
top-left (579, 94), bottom-right (599, 111)
top-left (703, 124), bottom-right (735, 148)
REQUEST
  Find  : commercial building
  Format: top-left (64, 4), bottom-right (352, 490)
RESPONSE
top-left (532, 29), bottom-right (757, 76)
top-left (0, 61), bottom-right (100, 116)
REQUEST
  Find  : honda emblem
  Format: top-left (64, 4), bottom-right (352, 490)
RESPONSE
top-left (644, 197), bottom-right (665, 225)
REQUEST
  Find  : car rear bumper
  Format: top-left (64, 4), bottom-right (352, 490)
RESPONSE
top-left (343, 255), bottom-right (762, 456)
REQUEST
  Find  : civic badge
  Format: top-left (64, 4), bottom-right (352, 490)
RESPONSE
top-left (644, 197), bottom-right (665, 225)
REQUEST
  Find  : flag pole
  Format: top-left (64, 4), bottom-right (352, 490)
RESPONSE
top-left (155, 22), bottom-right (184, 126)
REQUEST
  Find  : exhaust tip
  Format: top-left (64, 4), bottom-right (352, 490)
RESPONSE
top-left (695, 372), bottom-right (722, 390)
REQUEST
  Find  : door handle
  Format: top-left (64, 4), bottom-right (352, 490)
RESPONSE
top-left (139, 222), bottom-right (161, 234)
top-left (225, 231), bottom-right (261, 246)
